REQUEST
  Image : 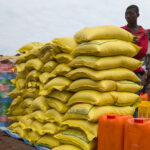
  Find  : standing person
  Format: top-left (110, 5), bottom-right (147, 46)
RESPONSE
top-left (122, 5), bottom-right (149, 117)
top-left (143, 30), bottom-right (150, 100)
top-left (146, 30), bottom-right (150, 69)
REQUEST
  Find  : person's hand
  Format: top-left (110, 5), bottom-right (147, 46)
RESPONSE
top-left (133, 36), bottom-right (138, 43)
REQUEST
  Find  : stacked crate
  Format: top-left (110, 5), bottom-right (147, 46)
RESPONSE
top-left (0, 57), bottom-right (16, 127)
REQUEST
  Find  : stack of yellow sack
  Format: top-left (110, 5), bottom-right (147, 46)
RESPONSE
top-left (7, 42), bottom-right (45, 116)
top-left (8, 38), bottom-right (82, 149)
top-left (7, 25), bottom-right (143, 150)
top-left (53, 25), bottom-right (143, 150)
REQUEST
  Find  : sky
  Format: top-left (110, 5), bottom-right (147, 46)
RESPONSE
top-left (0, 0), bottom-right (149, 55)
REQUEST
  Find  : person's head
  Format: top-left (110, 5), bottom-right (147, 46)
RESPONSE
top-left (125, 5), bottom-right (139, 25)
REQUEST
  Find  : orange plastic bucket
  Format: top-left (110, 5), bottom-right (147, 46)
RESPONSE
top-left (138, 101), bottom-right (150, 118)
top-left (98, 114), bottom-right (133, 150)
top-left (124, 118), bottom-right (150, 150)
top-left (140, 92), bottom-right (148, 101)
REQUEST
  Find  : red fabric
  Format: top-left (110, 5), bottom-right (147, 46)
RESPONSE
top-left (147, 29), bottom-right (150, 33)
top-left (135, 67), bottom-right (145, 73)
top-left (122, 25), bottom-right (148, 59)
top-left (122, 25), bottom-right (149, 73)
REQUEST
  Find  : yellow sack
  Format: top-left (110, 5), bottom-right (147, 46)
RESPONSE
top-left (39, 123), bottom-right (60, 135)
top-left (21, 98), bottom-right (33, 109)
top-left (17, 42), bottom-right (45, 53)
top-left (26, 70), bottom-right (40, 81)
top-left (10, 95), bottom-right (22, 107)
top-left (25, 48), bottom-right (41, 60)
top-left (26, 130), bottom-right (41, 144)
top-left (67, 90), bottom-right (140, 106)
top-left (68, 79), bottom-right (116, 92)
top-left (27, 81), bottom-right (35, 88)
top-left (74, 25), bottom-right (135, 43)
top-left (39, 44), bottom-right (56, 63)
top-left (39, 72), bottom-right (55, 84)
top-left (26, 58), bottom-right (43, 71)
top-left (72, 40), bottom-right (140, 57)
top-left (117, 81), bottom-right (143, 93)
top-left (51, 64), bottom-right (71, 76)
top-left (39, 123), bottom-right (67, 135)
top-left (9, 104), bottom-right (26, 116)
top-left (8, 116), bottom-right (23, 121)
top-left (40, 49), bottom-right (55, 63)
top-left (39, 83), bottom-right (44, 90)
top-left (55, 53), bottom-right (73, 64)
top-left (52, 145), bottom-right (81, 150)
top-left (8, 89), bottom-right (22, 98)
top-left (8, 122), bottom-right (20, 130)
top-left (19, 116), bottom-right (34, 129)
top-left (68, 79), bottom-right (142, 93)
top-left (49, 42), bottom-right (62, 54)
top-left (22, 88), bottom-right (39, 98)
top-left (28, 110), bottom-right (63, 124)
top-left (49, 90), bottom-right (72, 103)
top-left (69, 56), bottom-right (142, 71)
top-left (47, 97), bottom-right (68, 113)
top-left (15, 54), bottom-right (28, 64)
top-left (16, 70), bottom-right (29, 80)
top-left (16, 48), bottom-right (41, 63)
top-left (41, 61), bottom-right (57, 73)
top-left (11, 127), bottom-right (27, 138)
top-left (45, 109), bottom-right (63, 124)
top-left (8, 96), bottom-right (22, 112)
top-left (15, 79), bottom-right (26, 89)
top-left (10, 79), bottom-right (16, 85)
top-left (29, 96), bottom-right (49, 112)
top-left (30, 120), bottom-right (43, 132)
top-left (40, 77), bottom-right (71, 96)
top-left (15, 63), bottom-right (26, 72)
top-left (67, 90), bottom-right (113, 106)
top-left (54, 129), bottom-right (96, 150)
top-left (66, 67), bottom-right (140, 82)
top-left (28, 111), bottom-right (47, 123)
top-left (36, 135), bottom-right (60, 148)
top-left (111, 91), bottom-right (141, 106)
top-left (64, 104), bottom-right (135, 122)
top-left (53, 145), bottom-right (81, 150)
top-left (63, 120), bottom-right (98, 141)
top-left (52, 37), bottom-right (78, 53)
top-left (27, 81), bottom-right (42, 89)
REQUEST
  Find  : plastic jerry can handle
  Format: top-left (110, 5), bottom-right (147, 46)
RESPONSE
top-left (107, 114), bottom-right (116, 119)
top-left (134, 118), bottom-right (144, 123)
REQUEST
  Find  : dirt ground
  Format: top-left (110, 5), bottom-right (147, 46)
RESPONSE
top-left (0, 131), bottom-right (36, 150)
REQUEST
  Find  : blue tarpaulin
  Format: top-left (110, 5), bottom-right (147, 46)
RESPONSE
top-left (0, 127), bottom-right (50, 150)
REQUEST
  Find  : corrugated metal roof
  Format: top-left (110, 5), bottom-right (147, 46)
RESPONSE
top-left (0, 56), bottom-right (18, 63)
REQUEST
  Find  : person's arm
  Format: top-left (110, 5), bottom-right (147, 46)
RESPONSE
top-left (121, 26), bottom-right (138, 43)
top-left (141, 70), bottom-right (147, 85)
top-left (134, 35), bottom-right (149, 60)
top-left (146, 53), bottom-right (150, 67)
